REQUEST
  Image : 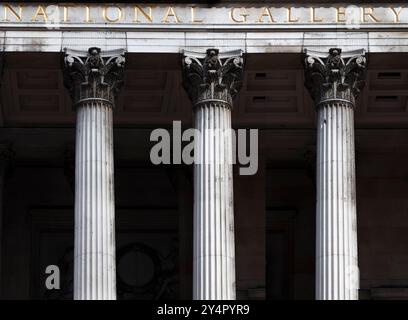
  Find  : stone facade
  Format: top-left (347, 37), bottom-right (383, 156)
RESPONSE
top-left (0, 1), bottom-right (408, 301)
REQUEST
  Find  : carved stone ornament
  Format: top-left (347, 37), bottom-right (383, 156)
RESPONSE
top-left (303, 48), bottom-right (367, 107)
top-left (181, 48), bottom-right (244, 108)
top-left (63, 47), bottom-right (126, 108)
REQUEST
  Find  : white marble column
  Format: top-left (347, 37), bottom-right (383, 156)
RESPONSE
top-left (182, 49), bottom-right (244, 300)
top-left (64, 47), bottom-right (126, 300)
top-left (304, 48), bottom-right (367, 300)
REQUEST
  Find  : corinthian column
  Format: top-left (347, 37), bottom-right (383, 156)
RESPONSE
top-left (304, 48), bottom-right (367, 300)
top-left (63, 47), bottom-right (125, 300)
top-left (182, 49), bottom-right (244, 300)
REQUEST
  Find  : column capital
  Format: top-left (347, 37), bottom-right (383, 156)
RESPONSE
top-left (63, 47), bottom-right (126, 108)
top-left (303, 48), bottom-right (367, 108)
top-left (181, 48), bottom-right (244, 108)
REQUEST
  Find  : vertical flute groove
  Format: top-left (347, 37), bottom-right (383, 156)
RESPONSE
top-left (316, 102), bottom-right (359, 300)
top-left (304, 48), bottom-right (366, 300)
top-left (182, 49), bottom-right (243, 300)
top-left (64, 47), bottom-right (125, 300)
top-left (74, 102), bottom-right (116, 300)
top-left (193, 103), bottom-right (235, 300)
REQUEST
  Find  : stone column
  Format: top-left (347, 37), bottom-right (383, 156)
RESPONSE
top-left (182, 49), bottom-right (244, 300)
top-left (304, 48), bottom-right (367, 300)
top-left (63, 47), bottom-right (125, 300)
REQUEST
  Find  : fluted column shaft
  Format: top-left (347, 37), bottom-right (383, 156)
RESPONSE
top-left (304, 48), bottom-right (367, 300)
top-left (316, 102), bottom-right (358, 300)
top-left (64, 47), bottom-right (125, 300)
top-left (74, 101), bottom-right (116, 300)
top-left (182, 48), bottom-right (244, 300)
top-left (194, 102), bottom-right (235, 300)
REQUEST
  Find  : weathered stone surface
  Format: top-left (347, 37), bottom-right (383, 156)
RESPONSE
top-left (304, 48), bottom-right (367, 300)
top-left (182, 49), bottom-right (244, 300)
top-left (63, 47), bottom-right (125, 108)
top-left (303, 48), bottom-right (367, 107)
top-left (181, 48), bottom-right (243, 108)
top-left (63, 47), bottom-right (126, 300)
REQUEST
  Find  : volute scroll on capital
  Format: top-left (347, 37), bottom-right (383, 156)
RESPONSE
top-left (303, 48), bottom-right (367, 108)
top-left (63, 47), bottom-right (126, 108)
top-left (181, 48), bottom-right (244, 108)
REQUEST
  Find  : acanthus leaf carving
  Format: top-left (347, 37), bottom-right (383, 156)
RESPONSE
top-left (181, 48), bottom-right (244, 108)
top-left (63, 47), bottom-right (126, 108)
top-left (304, 48), bottom-right (367, 107)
